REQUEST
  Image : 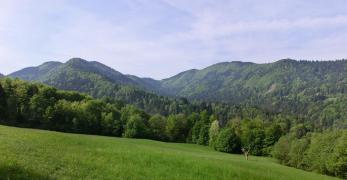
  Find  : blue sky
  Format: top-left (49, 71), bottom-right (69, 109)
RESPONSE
top-left (1, 0), bottom-right (347, 79)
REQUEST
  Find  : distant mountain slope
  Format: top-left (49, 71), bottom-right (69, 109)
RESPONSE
top-left (8, 58), bottom-right (195, 115)
top-left (126, 75), bottom-right (161, 92)
top-left (8, 58), bottom-right (347, 125)
top-left (8, 61), bottom-right (62, 81)
top-left (9, 58), bottom-right (150, 89)
top-left (161, 59), bottom-right (347, 99)
top-left (160, 59), bottom-right (347, 114)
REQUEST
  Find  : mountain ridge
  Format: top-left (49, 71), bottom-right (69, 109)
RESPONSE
top-left (8, 58), bottom-right (347, 120)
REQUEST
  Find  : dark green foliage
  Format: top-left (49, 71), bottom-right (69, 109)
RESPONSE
top-left (272, 136), bottom-right (291, 164)
top-left (290, 124), bottom-right (308, 139)
top-left (273, 130), bottom-right (347, 178)
top-left (0, 78), bottom-right (123, 136)
top-left (190, 111), bottom-right (212, 145)
top-left (0, 84), bottom-right (6, 118)
top-left (101, 110), bottom-right (122, 136)
top-left (166, 114), bottom-right (191, 142)
top-left (123, 114), bottom-right (148, 138)
top-left (0, 78), bottom-right (280, 146)
top-left (214, 128), bottom-right (241, 153)
top-left (241, 120), bottom-right (266, 156)
top-left (160, 59), bottom-right (347, 131)
top-left (332, 132), bottom-right (347, 178)
top-left (263, 123), bottom-right (283, 154)
top-left (0, 164), bottom-right (51, 180)
top-left (8, 58), bottom-right (195, 116)
top-left (197, 124), bottom-right (210, 145)
top-left (9, 58), bottom-right (347, 131)
top-left (208, 120), bottom-right (219, 147)
top-left (191, 120), bottom-right (203, 143)
top-left (148, 114), bottom-right (167, 141)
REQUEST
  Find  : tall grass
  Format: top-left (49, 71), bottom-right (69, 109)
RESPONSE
top-left (0, 125), bottom-right (338, 180)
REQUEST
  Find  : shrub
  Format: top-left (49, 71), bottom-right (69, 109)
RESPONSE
top-left (214, 128), bottom-right (241, 153)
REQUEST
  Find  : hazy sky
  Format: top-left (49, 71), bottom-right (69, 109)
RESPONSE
top-left (1, 0), bottom-right (347, 79)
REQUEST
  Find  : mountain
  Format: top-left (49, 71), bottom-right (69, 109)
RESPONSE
top-left (9, 61), bottom-right (62, 81)
top-left (160, 59), bottom-right (347, 113)
top-left (9, 58), bottom-right (166, 95)
top-left (8, 58), bottom-right (199, 115)
top-left (0, 73), bottom-right (3, 77)
top-left (161, 59), bottom-right (347, 99)
top-left (9, 58), bottom-right (347, 106)
top-left (10, 58), bottom-right (148, 89)
top-left (126, 75), bottom-right (161, 92)
top-left (8, 58), bottom-right (347, 128)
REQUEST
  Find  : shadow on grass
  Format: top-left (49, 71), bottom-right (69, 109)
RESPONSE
top-left (0, 164), bottom-right (51, 180)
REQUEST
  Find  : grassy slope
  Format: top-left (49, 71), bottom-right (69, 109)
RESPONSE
top-left (0, 125), bottom-right (338, 180)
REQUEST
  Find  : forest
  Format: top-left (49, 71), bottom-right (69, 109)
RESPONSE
top-left (0, 77), bottom-right (346, 178)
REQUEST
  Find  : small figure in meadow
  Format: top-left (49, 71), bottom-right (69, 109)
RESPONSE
top-left (241, 148), bottom-right (250, 160)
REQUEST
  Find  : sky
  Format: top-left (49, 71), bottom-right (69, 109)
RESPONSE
top-left (1, 0), bottom-right (347, 79)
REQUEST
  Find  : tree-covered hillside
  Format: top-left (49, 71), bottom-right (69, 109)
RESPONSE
top-left (9, 58), bottom-right (154, 89)
top-left (8, 58), bottom-right (179, 115)
top-left (160, 59), bottom-right (347, 130)
top-left (9, 58), bottom-right (347, 130)
top-left (161, 59), bottom-right (346, 107)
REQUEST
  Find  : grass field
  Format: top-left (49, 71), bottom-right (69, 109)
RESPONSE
top-left (0, 125), bottom-right (339, 180)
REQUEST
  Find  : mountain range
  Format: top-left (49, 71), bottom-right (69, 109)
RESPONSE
top-left (8, 58), bottom-right (190, 115)
top-left (9, 58), bottom-right (160, 91)
top-left (7, 58), bottom-right (347, 126)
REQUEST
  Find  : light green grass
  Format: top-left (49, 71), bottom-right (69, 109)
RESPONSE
top-left (0, 125), bottom-right (338, 180)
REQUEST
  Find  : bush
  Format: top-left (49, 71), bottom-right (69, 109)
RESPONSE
top-left (208, 120), bottom-right (219, 147)
top-left (272, 136), bottom-right (291, 164)
top-left (123, 114), bottom-right (147, 138)
top-left (148, 114), bottom-right (167, 141)
top-left (214, 128), bottom-right (241, 153)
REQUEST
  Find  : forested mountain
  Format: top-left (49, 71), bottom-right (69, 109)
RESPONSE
top-left (9, 58), bottom-right (154, 89)
top-left (9, 61), bottom-right (62, 81)
top-left (160, 59), bottom-right (347, 129)
top-left (9, 58), bottom-right (347, 130)
top-left (9, 58), bottom-right (178, 115)
top-left (10, 58), bottom-right (253, 119)
top-left (161, 59), bottom-right (347, 106)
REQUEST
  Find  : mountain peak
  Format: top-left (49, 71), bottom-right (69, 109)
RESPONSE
top-left (230, 61), bottom-right (254, 64)
top-left (39, 61), bottom-right (63, 70)
top-left (66, 58), bottom-right (89, 64)
top-left (277, 59), bottom-right (297, 63)
top-left (42, 61), bottom-right (62, 65)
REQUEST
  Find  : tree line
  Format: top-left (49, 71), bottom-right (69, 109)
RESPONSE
top-left (273, 128), bottom-right (346, 178)
top-left (0, 78), bottom-right (288, 152)
top-left (0, 78), bottom-right (345, 178)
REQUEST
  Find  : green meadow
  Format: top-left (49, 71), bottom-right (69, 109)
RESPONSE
top-left (0, 125), bottom-right (338, 180)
